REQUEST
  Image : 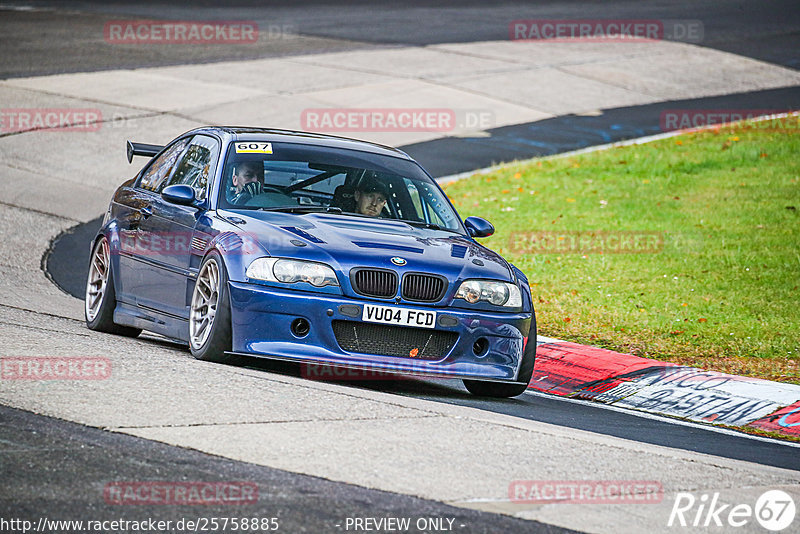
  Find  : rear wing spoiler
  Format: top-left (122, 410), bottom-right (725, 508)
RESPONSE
top-left (126, 140), bottom-right (164, 163)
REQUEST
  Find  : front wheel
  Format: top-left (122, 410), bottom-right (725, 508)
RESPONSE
top-left (463, 313), bottom-right (536, 398)
top-left (189, 251), bottom-right (232, 363)
top-left (84, 236), bottom-right (141, 337)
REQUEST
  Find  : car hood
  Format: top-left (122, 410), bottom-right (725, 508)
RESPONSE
top-left (220, 210), bottom-right (514, 283)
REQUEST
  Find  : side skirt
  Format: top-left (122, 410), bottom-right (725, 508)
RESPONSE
top-left (114, 302), bottom-right (190, 342)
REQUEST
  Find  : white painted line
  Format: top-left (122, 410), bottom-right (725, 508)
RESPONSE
top-left (535, 335), bottom-right (564, 345)
top-left (524, 389), bottom-right (800, 448)
top-left (0, 4), bottom-right (37, 11)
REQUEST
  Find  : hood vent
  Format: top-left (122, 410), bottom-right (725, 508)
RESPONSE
top-left (450, 244), bottom-right (468, 258)
top-left (281, 226), bottom-right (325, 244)
top-left (352, 241), bottom-right (424, 254)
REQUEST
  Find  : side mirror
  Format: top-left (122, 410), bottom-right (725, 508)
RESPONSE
top-left (464, 216), bottom-right (494, 238)
top-left (162, 184), bottom-right (196, 206)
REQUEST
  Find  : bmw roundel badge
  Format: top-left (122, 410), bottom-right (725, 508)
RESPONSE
top-left (391, 257), bottom-right (407, 266)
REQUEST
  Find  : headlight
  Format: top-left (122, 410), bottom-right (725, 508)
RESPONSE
top-left (455, 279), bottom-right (522, 307)
top-left (246, 258), bottom-right (339, 288)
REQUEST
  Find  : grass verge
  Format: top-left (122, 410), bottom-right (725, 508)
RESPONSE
top-left (443, 119), bottom-right (799, 384)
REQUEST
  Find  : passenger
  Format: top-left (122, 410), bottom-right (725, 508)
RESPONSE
top-left (231, 161), bottom-right (264, 205)
top-left (354, 176), bottom-right (389, 217)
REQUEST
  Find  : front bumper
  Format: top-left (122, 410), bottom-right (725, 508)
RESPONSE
top-left (228, 281), bottom-right (532, 382)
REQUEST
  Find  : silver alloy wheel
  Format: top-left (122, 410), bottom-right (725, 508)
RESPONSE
top-left (189, 258), bottom-right (220, 350)
top-left (85, 238), bottom-right (110, 322)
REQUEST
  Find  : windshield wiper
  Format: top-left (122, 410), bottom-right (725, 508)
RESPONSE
top-left (259, 206), bottom-right (343, 214)
top-left (402, 220), bottom-right (461, 234)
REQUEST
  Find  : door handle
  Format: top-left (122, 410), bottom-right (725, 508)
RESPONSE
top-left (141, 206), bottom-right (153, 218)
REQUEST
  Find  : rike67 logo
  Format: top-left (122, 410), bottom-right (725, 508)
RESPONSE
top-left (669, 490), bottom-right (795, 531)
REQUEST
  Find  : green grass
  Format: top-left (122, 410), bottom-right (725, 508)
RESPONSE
top-left (443, 121), bottom-right (800, 383)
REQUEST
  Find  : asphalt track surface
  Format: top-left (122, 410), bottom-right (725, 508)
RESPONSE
top-left (38, 85), bottom-right (800, 471)
top-left (41, 85), bottom-right (800, 295)
top-left (1, 0), bottom-right (798, 78)
top-left (4, 1), bottom-right (800, 532)
top-left (0, 404), bottom-right (574, 534)
top-left (379, 381), bottom-right (800, 471)
top-left (188, 356), bottom-right (800, 472)
top-left (40, 93), bottom-right (800, 472)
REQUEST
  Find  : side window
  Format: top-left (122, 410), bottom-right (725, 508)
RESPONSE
top-left (167, 136), bottom-right (218, 201)
top-left (402, 178), bottom-right (426, 222)
top-left (401, 178), bottom-right (457, 228)
top-left (138, 138), bottom-right (190, 193)
top-left (422, 184), bottom-right (457, 227)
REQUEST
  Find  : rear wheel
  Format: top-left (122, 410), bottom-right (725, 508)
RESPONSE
top-left (189, 251), bottom-right (232, 363)
top-left (85, 236), bottom-right (141, 337)
top-left (463, 313), bottom-right (536, 398)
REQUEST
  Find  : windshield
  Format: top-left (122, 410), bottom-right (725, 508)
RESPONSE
top-left (218, 141), bottom-right (463, 232)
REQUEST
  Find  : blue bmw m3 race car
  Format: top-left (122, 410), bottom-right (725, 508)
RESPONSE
top-left (85, 127), bottom-right (536, 397)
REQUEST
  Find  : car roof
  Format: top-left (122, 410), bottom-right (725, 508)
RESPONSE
top-left (185, 126), bottom-right (413, 160)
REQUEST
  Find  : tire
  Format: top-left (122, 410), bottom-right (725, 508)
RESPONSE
top-left (189, 251), bottom-right (232, 363)
top-left (85, 236), bottom-right (142, 337)
top-left (463, 312), bottom-right (536, 398)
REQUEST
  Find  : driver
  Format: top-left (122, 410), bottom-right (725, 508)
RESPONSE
top-left (230, 161), bottom-right (264, 205)
top-left (354, 176), bottom-right (389, 217)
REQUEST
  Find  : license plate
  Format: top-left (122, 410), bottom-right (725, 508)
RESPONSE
top-left (362, 304), bottom-right (436, 329)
